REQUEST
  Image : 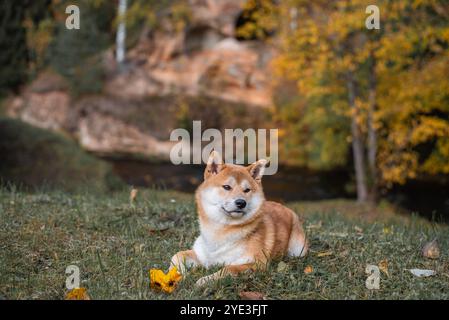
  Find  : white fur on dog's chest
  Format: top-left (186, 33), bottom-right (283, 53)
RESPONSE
top-left (193, 232), bottom-right (254, 268)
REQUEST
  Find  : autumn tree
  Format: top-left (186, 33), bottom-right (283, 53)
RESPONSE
top-left (246, 0), bottom-right (449, 204)
top-left (376, 0), bottom-right (449, 185)
top-left (272, 0), bottom-right (378, 202)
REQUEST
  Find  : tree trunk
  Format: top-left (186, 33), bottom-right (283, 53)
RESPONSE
top-left (347, 73), bottom-right (369, 203)
top-left (116, 0), bottom-right (127, 67)
top-left (289, 7), bottom-right (298, 31)
top-left (367, 53), bottom-right (378, 203)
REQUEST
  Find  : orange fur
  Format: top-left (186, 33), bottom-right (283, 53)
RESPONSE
top-left (171, 151), bottom-right (308, 286)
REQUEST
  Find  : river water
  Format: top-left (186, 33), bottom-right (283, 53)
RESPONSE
top-left (105, 158), bottom-right (449, 223)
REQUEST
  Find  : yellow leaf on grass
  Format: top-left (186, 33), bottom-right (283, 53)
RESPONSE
top-left (317, 251), bottom-right (333, 257)
top-left (304, 265), bottom-right (314, 274)
top-left (150, 267), bottom-right (182, 294)
top-left (130, 188), bottom-right (138, 204)
top-left (422, 240), bottom-right (440, 259)
top-left (65, 287), bottom-right (90, 300)
top-left (378, 260), bottom-right (389, 277)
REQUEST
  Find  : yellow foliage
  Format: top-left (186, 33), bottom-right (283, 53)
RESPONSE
top-left (65, 288), bottom-right (90, 300)
top-left (271, 0), bottom-right (449, 186)
top-left (149, 267), bottom-right (182, 294)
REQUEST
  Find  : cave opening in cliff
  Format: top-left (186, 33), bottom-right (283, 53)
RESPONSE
top-left (185, 25), bottom-right (223, 54)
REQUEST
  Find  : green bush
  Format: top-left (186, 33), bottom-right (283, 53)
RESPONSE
top-left (0, 117), bottom-right (124, 192)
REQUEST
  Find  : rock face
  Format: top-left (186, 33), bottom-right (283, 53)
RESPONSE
top-left (5, 0), bottom-right (275, 160)
top-left (77, 110), bottom-right (175, 158)
top-left (7, 72), bottom-right (71, 131)
top-left (108, 0), bottom-right (274, 107)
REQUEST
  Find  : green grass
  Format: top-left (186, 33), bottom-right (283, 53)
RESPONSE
top-left (0, 187), bottom-right (448, 300)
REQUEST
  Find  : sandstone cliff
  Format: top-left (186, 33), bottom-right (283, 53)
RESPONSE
top-left (5, 0), bottom-right (275, 160)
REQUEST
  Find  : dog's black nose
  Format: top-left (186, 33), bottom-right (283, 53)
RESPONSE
top-left (235, 199), bottom-right (246, 209)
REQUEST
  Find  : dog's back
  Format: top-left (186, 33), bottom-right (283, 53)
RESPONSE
top-left (239, 201), bottom-right (308, 264)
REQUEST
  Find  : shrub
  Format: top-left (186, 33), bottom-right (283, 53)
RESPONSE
top-left (0, 117), bottom-right (124, 192)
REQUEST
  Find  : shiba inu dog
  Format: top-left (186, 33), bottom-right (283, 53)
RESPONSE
top-left (170, 151), bottom-right (308, 286)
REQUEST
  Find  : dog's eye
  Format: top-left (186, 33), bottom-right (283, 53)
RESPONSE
top-left (222, 185), bottom-right (231, 191)
top-left (244, 188), bottom-right (251, 193)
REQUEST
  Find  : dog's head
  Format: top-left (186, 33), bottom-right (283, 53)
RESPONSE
top-left (196, 151), bottom-right (268, 225)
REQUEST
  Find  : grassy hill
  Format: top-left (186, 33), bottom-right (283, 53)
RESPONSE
top-left (1, 188), bottom-right (448, 300)
top-left (0, 117), bottom-right (123, 192)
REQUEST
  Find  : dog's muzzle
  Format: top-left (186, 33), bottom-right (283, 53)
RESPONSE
top-left (221, 207), bottom-right (245, 218)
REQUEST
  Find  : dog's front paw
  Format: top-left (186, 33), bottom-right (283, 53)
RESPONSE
top-left (170, 254), bottom-right (187, 275)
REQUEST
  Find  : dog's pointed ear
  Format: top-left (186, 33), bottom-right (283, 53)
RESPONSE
top-left (247, 159), bottom-right (269, 183)
top-left (204, 150), bottom-right (224, 180)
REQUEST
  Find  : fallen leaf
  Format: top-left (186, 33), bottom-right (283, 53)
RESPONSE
top-left (129, 188), bottom-right (138, 204)
top-left (329, 232), bottom-right (348, 237)
top-left (317, 251), bottom-right (333, 257)
top-left (239, 291), bottom-right (267, 300)
top-left (134, 243), bottom-right (145, 254)
top-left (354, 226), bottom-right (363, 233)
top-left (422, 239), bottom-right (440, 259)
top-left (147, 221), bottom-right (174, 234)
top-left (150, 267), bottom-right (182, 293)
top-left (304, 265), bottom-right (314, 274)
top-left (383, 226), bottom-right (393, 234)
top-left (276, 261), bottom-right (289, 272)
top-left (65, 288), bottom-right (90, 300)
top-left (147, 225), bottom-right (171, 234)
top-left (306, 221), bottom-right (322, 230)
top-left (378, 259), bottom-right (389, 277)
top-left (408, 269), bottom-right (436, 277)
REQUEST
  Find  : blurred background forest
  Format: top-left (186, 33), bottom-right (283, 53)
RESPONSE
top-left (0, 0), bottom-right (448, 221)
